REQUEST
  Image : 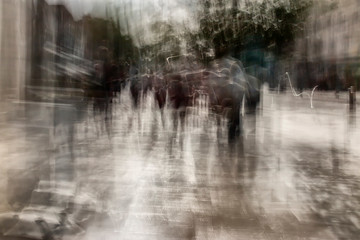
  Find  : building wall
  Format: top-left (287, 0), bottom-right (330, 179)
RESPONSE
top-left (304, 0), bottom-right (360, 62)
top-left (294, 0), bottom-right (360, 89)
top-left (0, 0), bottom-right (32, 100)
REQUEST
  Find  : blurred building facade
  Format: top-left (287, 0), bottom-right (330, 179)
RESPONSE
top-left (296, 0), bottom-right (360, 90)
top-left (0, 0), bottom-right (32, 100)
top-left (305, 0), bottom-right (360, 62)
top-left (0, 0), bottom-right (124, 103)
top-left (30, 0), bottom-right (93, 100)
top-left (0, 0), bottom-right (92, 101)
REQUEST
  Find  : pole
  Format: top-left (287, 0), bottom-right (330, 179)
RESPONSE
top-left (349, 85), bottom-right (356, 110)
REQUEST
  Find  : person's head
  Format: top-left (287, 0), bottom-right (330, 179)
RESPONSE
top-left (98, 46), bottom-right (109, 62)
top-left (59, 211), bottom-right (67, 224)
top-left (213, 32), bottom-right (229, 59)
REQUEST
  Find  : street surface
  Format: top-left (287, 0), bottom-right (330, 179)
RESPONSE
top-left (1, 87), bottom-right (360, 239)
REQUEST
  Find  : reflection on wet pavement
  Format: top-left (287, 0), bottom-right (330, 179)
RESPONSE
top-left (1, 90), bottom-right (360, 239)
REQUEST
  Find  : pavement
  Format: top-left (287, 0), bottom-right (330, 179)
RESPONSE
top-left (1, 87), bottom-right (360, 239)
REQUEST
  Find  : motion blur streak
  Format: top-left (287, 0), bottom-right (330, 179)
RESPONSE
top-left (1, 0), bottom-right (360, 239)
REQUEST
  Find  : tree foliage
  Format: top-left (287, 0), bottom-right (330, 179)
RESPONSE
top-left (195, 0), bottom-right (313, 59)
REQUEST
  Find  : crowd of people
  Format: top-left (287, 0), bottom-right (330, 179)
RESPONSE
top-left (82, 43), bottom-right (262, 139)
